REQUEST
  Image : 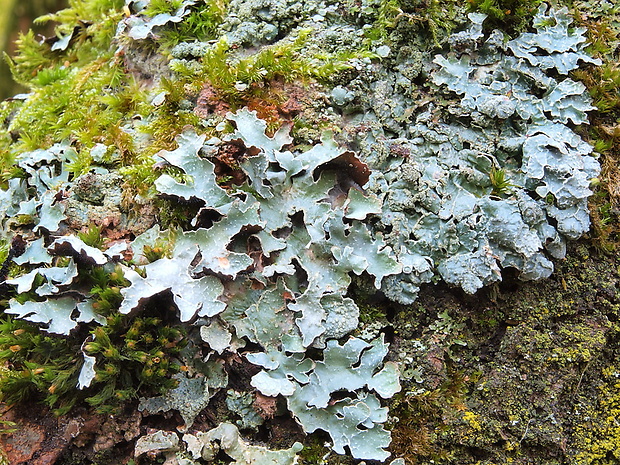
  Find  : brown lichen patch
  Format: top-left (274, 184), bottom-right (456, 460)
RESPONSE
top-left (92, 410), bottom-right (141, 453)
top-left (194, 83), bottom-right (231, 119)
top-left (0, 404), bottom-right (75, 465)
top-left (212, 141), bottom-right (247, 188)
top-left (195, 79), bottom-right (308, 135)
top-left (244, 80), bottom-right (305, 131)
top-left (253, 393), bottom-right (278, 420)
top-left (0, 418), bottom-right (45, 463)
top-left (0, 403), bottom-right (144, 465)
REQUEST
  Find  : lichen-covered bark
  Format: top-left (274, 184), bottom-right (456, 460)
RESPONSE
top-left (384, 242), bottom-right (620, 464)
top-left (0, 0), bottom-right (619, 464)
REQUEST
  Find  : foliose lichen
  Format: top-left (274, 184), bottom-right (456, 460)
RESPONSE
top-left (359, 6), bottom-right (602, 303)
top-left (0, 0), bottom-right (604, 462)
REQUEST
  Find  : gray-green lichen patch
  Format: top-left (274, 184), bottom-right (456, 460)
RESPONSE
top-left (346, 7), bottom-right (602, 303)
top-left (127, 109), bottom-right (402, 459)
top-left (0, 0), bottom-right (608, 463)
top-left (182, 423), bottom-right (303, 464)
top-left (138, 369), bottom-right (223, 432)
top-left (225, 390), bottom-right (265, 430)
top-left (219, 0), bottom-right (313, 46)
top-left (120, 0), bottom-right (198, 40)
top-left (574, 0), bottom-right (620, 33)
top-left (135, 430), bottom-right (180, 458)
top-left (64, 171), bottom-right (157, 235)
top-left (0, 105), bottom-right (402, 460)
top-left (250, 336), bottom-right (400, 461)
top-left (119, 247), bottom-right (226, 322)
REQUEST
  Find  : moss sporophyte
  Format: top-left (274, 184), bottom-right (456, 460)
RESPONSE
top-left (0, 0), bottom-right (611, 463)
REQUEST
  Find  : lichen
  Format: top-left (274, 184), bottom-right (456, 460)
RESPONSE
top-left (0, 0), bottom-right (611, 463)
top-left (355, 7), bottom-right (602, 302)
top-left (183, 423), bottom-right (303, 464)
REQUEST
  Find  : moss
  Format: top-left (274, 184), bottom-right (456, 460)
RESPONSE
top-left (357, 0), bottom-right (461, 46)
top-left (1, 0), bottom-right (169, 201)
top-left (467, 0), bottom-right (543, 35)
top-left (167, 30), bottom-right (377, 119)
top-left (0, 310), bottom-right (189, 415)
top-left (0, 256), bottom-right (189, 415)
top-left (0, 0), bottom-right (67, 100)
top-left (77, 224), bottom-right (105, 249)
top-left (155, 0), bottom-right (229, 49)
top-left (297, 434), bottom-right (355, 464)
top-left (348, 274), bottom-right (389, 324)
top-left (570, 6), bottom-right (620, 252)
top-left (10, 59), bottom-right (127, 151)
top-left (489, 167), bottom-right (517, 198)
top-left (82, 312), bottom-right (187, 414)
top-left (3, 0), bottom-right (148, 178)
top-left (390, 370), bottom-right (469, 464)
top-left (0, 317), bottom-right (82, 414)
